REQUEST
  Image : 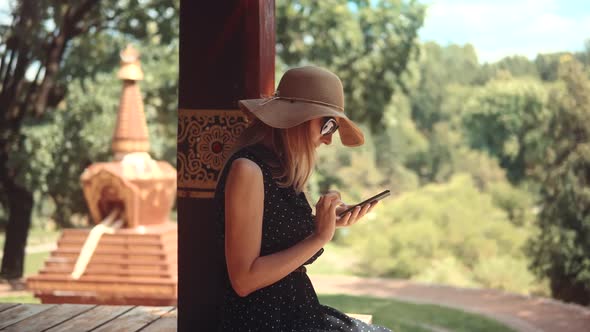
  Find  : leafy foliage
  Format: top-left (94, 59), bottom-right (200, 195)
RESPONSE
top-left (11, 41), bottom-right (178, 227)
top-left (344, 174), bottom-right (539, 294)
top-left (410, 42), bottom-right (480, 132)
top-left (526, 56), bottom-right (590, 304)
top-left (461, 77), bottom-right (552, 183)
top-left (0, 0), bottom-right (179, 278)
top-left (276, 0), bottom-right (426, 132)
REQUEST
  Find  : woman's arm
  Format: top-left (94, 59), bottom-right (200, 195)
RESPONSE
top-left (224, 158), bottom-right (336, 297)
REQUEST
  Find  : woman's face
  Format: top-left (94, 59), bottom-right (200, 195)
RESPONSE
top-left (310, 117), bottom-right (339, 148)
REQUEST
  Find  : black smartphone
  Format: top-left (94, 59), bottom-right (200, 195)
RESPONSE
top-left (337, 190), bottom-right (391, 217)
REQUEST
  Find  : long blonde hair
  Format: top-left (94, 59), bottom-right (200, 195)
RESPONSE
top-left (228, 118), bottom-right (316, 194)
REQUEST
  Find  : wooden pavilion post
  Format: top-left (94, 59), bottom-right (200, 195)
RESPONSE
top-left (177, 1), bottom-right (275, 330)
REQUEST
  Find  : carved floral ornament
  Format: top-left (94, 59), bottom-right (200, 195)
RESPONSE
top-left (178, 109), bottom-right (248, 198)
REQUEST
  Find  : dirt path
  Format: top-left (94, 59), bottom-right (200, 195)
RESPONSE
top-left (310, 274), bottom-right (590, 332)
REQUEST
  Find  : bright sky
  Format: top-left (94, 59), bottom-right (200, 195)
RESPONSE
top-left (419, 0), bottom-right (590, 63)
top-left (1, 0), bottom-right (587, 64)
top-left (0, 1), bottom-right (9, 25)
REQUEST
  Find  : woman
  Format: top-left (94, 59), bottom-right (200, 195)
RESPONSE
top-left (214, 66), bottom-right (390, 331)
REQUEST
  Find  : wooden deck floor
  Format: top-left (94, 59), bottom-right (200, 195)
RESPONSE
top-left (0, 303), bottom-right (176, 332)
top-left (0, 302), bottom-right (372, 331)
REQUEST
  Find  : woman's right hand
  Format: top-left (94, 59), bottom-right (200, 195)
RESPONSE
top-left (314, 193), bottom-right (343, 243)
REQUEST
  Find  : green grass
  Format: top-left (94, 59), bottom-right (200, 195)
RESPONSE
top-left (0, 294), bottom-right (40, 303)
top-left (24, 251), bottom-right (51, 276)
top-left (0, 228), bottom-right (60, 250)
top-left (318, 294), bottom-right (516, 332)
top-left (0, 228), bottom-right (54, 277)
top-left (0, 251), bottom-right (49, 304)
top-left (0, 251), bottom-right (50, 304)
top-left (0, 230), bottom-right (53, 304)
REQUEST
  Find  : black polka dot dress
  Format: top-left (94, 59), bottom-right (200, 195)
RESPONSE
top-left (214, 144), bottom-right (391, 332)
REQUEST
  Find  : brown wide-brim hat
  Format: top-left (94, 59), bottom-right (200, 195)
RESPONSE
top-left (238, 66), bottom-right (365, 147)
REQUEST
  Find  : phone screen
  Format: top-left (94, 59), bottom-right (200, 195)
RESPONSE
top-left (337, 190), bottom-right (390, 217)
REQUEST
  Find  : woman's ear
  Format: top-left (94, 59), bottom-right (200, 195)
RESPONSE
top-left (241, 110), bottom-right (256, 124)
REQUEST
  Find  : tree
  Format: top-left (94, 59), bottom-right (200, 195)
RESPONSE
top-left (579, 39), bottom-right (590, 66)
top-left (494, 55), bottom-right (539, 78)
top-left (14, 39), bottom-right (178, 231)
top-left (461, 77), bottom-right (552, 183)
top-left (276, 0), bottom-right (425, 133)
top-left (476, 55), bottom-right (539, 84)
top-left (276, 0), bottom-right (425, 198)
top-left (410, 42), bottom-right (479, 132)
top-left (401, 42), bottom-right (487, 184)
top-left (527, 56), bottom-right (590, 305)
top-left (0, 0), bottom-right (178, 279)
top-left (535, 42), bottom-right (590, 82)
top-left (535, 53), bottom-right (567, 82)
top-left (345, 174), bottom-right (539, 294)
top-left (0, 0), bottom-right (102, 280)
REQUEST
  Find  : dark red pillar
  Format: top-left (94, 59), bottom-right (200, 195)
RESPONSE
top-left (177, 1), bottom-right (275, 330)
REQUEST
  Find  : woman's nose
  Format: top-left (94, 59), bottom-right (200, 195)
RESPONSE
top-left (321, 134), bottom-right (333, 145)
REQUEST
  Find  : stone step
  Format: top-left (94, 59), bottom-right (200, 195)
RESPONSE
top-left (45, 256), bottom-right (176, 268)
top-left (39, 266), bottom-right (175, 278)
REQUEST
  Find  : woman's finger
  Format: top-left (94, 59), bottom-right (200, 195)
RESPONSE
top-left (326, 190), bottom-right (342, 200)
top-left (322, 194), bottom-right (337, 203)
top-left (337, 211), bottom-right (352, 226)
top-left (344, 205), bottom-right (361, 226)
top-left (316, 196), bottom-right (324, 209)
top-left (359, 203), bottom-right (372, 216)
top-left (325, 193), bottom-right (341, 204)
top-left (330, 198), bottom-right (344, 214)
top-left (366, 202), bottom-right (378, 214)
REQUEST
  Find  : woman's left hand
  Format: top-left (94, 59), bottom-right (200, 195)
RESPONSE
top-left (336, 201), bottom-right (377, 227)
top-left (327, 190), bottom-right (378, 227)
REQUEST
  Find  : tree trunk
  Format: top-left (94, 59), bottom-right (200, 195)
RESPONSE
top-left (0, 177), bottom-right (33, 280)
top-left (551, 275), bottom-right (590, 306)
top-left (0, 1), bottom-right (101, 280)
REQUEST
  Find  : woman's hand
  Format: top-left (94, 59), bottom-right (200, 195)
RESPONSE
top-left (321, 190), bottom-right (378, 228)
top-left (327, 190), bottom-right (350, 218)
top-left (314, 192), bottom-right (343, 243)
top-left (336, 201), bottom-right (377, 227)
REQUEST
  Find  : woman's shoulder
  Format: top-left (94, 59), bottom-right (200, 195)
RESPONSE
top-left (230, 144), bottom-right (278, 168)
top-left (222, 158), bottom-right (264, 201)
top-left (215, 147), bottom-right (265, 202)
top-left (227, 157), bottom-right (262, 178)
top-left (219, 145), bottom-right (268, 182)
top-left (223, 146), bottom-right (259, 170)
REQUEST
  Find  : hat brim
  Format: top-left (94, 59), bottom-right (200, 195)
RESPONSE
top-left (239, 98), bottom-right (365, 147)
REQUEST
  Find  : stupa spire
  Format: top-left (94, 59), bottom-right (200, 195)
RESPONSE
top-left (111, 44), bottom-right (150, 159)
